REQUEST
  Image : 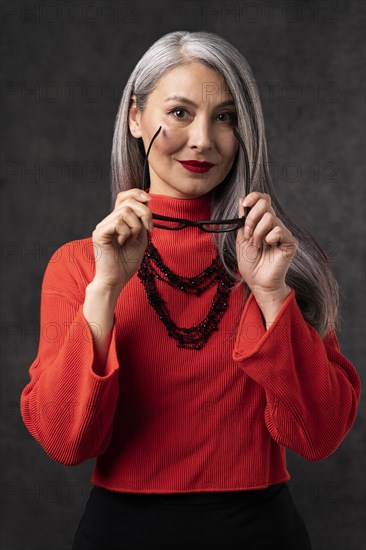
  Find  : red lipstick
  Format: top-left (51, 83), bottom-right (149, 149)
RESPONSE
top-left (178, 160), bottom-right (216, 173)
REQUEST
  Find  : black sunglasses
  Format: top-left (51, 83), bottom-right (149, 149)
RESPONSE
top-left (141, 126), bottom-right (251, 232)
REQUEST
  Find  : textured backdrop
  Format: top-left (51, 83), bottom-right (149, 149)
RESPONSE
top-left (1, 1), bottom-right (365, 549)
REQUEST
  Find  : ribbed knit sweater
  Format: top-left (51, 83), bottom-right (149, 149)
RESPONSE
top-left (20, 190), bottom-right (361, 493)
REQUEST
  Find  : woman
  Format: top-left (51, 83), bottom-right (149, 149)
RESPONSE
top-left (20, 31), bottom-right (361, 550)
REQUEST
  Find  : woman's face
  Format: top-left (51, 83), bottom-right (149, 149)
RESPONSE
top-left (128, 61), bottom-right (239, 199)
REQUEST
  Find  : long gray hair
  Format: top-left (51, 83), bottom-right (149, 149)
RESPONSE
top-left (111, 30), bottom-right (340, 339)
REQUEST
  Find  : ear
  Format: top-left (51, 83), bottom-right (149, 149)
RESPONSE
top-left (128, 95), bottom-right (143, 138)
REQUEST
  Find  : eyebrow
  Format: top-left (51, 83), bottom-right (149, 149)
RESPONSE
top-left (165, 95), bottom-right (236, 108)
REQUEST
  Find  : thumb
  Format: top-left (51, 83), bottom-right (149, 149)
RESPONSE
top-left (238, 196), bottom-right (244, 218)
top-left (236, 197), bottom-right (247, 246)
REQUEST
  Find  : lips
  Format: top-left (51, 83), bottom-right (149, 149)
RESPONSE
top-left (179, 160), bottom-right (215, 167)
top-left (178, 160), bottom-right (215, 174)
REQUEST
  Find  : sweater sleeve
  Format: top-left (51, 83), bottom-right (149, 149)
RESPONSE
top-left (232, 288), bottom-right (361, 461)
top-left (20, 240), bottom-right (120, 466)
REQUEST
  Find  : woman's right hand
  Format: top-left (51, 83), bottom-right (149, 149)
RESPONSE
top-left (91, 188), bottom-right (153, 291)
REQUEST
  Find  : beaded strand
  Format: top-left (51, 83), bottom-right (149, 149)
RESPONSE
top-left (137, 232), bottom-right (236, 350)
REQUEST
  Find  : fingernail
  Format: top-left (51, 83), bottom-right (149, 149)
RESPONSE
top-left (140, 192), bottom-right (150, 200)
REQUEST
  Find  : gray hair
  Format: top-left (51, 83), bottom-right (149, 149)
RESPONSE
top-left (111, 30), bottom-right (340, 339)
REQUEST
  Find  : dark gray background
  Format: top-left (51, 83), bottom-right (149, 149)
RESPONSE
top-left (1, 1), bottom-right (365, 549)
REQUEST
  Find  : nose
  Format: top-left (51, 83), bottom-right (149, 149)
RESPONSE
top-left (186, 116), bottom-right (213, 151)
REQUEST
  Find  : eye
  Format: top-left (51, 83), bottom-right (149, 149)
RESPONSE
top-left (167, 107), bottom-right (237, 123)
top-left (168, 108), bottom-right (188, 120)
top-left (217, 111), bottom-right (237, 123)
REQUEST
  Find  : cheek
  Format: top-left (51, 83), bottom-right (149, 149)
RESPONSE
top-left (153, 144), bottom-right (178, 160)
top-left (153, 134), bottom-right (185, 160)
top-left (224, 145), bottom-right (239, 166)
top-left (165, 132), bottom-right (186, 155)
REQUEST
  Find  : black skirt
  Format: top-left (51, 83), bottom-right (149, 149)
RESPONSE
top-left (71, 482), bottom-right (312, 550)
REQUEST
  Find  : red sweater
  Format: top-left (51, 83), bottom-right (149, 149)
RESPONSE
top-left (20, 190), bottom-right (361, 493)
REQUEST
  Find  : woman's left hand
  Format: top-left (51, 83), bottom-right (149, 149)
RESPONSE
top-left (235, 192), bottom-right (299, 300)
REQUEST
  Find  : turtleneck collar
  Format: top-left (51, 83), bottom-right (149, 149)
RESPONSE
top-left (145, 187), bottom-right (212, 221)
top-left (143, 187), bottom-right (218, 276)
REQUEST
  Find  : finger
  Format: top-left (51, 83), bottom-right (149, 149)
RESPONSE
top-left (115, 188), bottom-right (151, 209)
top-left (238, 197), bottom-right (251, 241)
top-left (95, 209), bottom-right (145, 246)
top-left (243, 192), bottom-right (271, 208)
top-left (251, 211), bottom-right (276, 248)
top-left (238, 196), bottom-right (245, 219)
top-left (94, 215), bottom-right (137, 245)
top-left (264, 226), bottom-right (285, 246)
top-left (243, 198), bottom-right (275, 240)
top-left (115, 208), bottom-right (145, 241)
top-left (114, 199), bottom-right (152, 231)
top-left (98, 198), bottom-right (152, 232)
top-left (265, 227), bottom-right (299, 256)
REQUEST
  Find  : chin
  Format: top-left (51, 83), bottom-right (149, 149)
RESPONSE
top-left (178, 183), bottom-right (214, 198)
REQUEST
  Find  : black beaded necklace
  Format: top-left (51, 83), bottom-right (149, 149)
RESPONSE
top-left (137, 231), bottom-right (236, 350)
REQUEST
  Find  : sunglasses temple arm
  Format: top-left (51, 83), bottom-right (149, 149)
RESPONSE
top-left (142, 126), bottom-right (162, 191)
top-left (233, 128), bottom-right (251, 217)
